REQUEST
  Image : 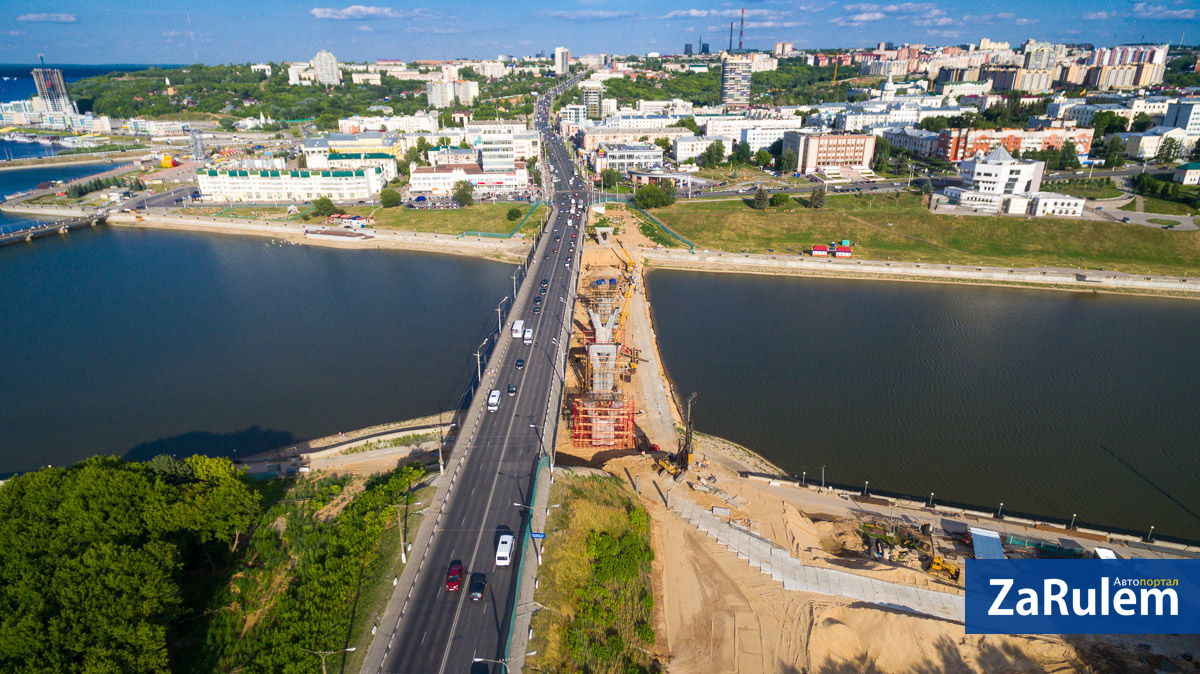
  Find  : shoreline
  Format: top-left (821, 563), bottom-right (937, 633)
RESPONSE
top-left (0, 154), bottom-right (142, 172)
top-left (641, 248), bottom-right (1200, 301)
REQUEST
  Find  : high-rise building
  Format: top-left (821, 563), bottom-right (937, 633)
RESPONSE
top-left (426, 80), bottom-right (456, 108)
top-left (719, 52), bottom-right (753, 109)
top-left (454, 80), bottom-right (479, 106)
top-left (1023, 48), bottom-right (1057, 71)
top-left (554, 47), bottom-right (571, 76)
top-left (311, 50), bottom-right (342, 86)
top-left (580, 81), bottom-right (603, 118)
top-left (1164, 100), bottom-right (1200, 133)
top-left (32, 68), bottom-right (75, 114)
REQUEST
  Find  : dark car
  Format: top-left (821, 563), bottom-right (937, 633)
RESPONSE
top-left (532, 306), bottom-right (541, 315)
top-left (554, 235), bottom-right (561, 241)
top-left (544, 254), bottom-right (550, 260)
top-left (541, 278), bottom-right (549, 287)
top-left (469, 573), bottom-right (487, 601)
top-left (445, 561), bottom-right (463, 591)
top-left (533, 296), bottom-right (542, 304)
top-left (553, 248), bottom-right (559, 253)
top-left (507, 384), bottom-right (518, 396)
top-left (539, 287), bottom-right (547, 295)
top-left (515, 358), bottom-right (525, 369)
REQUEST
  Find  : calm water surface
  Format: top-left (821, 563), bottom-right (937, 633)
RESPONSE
top-left (0, 227), bottom-right (511, 474)
top-left (646, 270), bottom-right (1200, 543)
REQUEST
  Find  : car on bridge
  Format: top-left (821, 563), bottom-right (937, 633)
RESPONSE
top-left (469, 573), bottom-right (487, 601)
top-left (445, 561), bottom-right (463, 591)
top-left (507, 384), bottom-right (518, 396)
top-left (495, 534), bottom-right (514, 567)
top-left (515, 358), bottom-right (525, 369)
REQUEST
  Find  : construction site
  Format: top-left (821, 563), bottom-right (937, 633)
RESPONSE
top-left (540, 200), bottom-right (1200, 673)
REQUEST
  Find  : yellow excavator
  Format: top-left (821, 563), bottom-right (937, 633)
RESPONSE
top-left (927, 532), bottom-right (961, 581)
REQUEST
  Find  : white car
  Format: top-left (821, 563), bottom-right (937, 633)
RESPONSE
top-left (495, 534), bottom-right (514, 566)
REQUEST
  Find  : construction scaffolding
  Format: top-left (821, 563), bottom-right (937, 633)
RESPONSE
top-left (572, 269), bottom-right (636, 451)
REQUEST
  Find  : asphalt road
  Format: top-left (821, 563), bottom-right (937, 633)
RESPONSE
top-left (379, 75), bottom-right (584, 674)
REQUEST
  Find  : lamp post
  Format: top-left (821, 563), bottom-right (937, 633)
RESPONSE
top-left (474, 338), bottom-right (488, 383)
top-left (1147, 525), bottom-right (1155, 543)
top-left (996, 502), bottom-right (1004, 519)
top-left (863, 480), bottom-right (869, 496)
top-left (299, 647), bottom-right (356, 674)
top-left (472, 657), bottom-right (511, 672)
top-left (801, 471), bottom-right (806, 486)
top-left (496, 295), bottom-right (509, 335)
top-left (1070, 513), bottom-right (1077, 530)
top-left (928, 492), bottom-right (935, 508)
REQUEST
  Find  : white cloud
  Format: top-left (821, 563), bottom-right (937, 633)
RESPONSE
top-left (913, 16), bottom-right (954, 25)
top-left (544, 10), bottom-right (642, 20)
top-left (404, 25), bottom-right (460, 33)
top-left (16, 13), bottom-right (77, 23)
top-left (962, 12), bottom-right (1015, 22)
top-left (742, 21), bottom-right (806, 28)
top-left (1082, 11), bottom-right (1115, 20)
top-left (1132, 2), bottom-right (1195, 19)
top-left (355, 24), bottom-right (373, 31)
top-left (7, 30), bottom-right (26, 36)
top-left (1015, 18), bottom-right (1037, 25)
top-left (663, 8), bottom-right (778, 19)
top-left (310, 5), bottom-right (432, 20)
top-left (843, 2), bottom-right (937, 14)
top-left (926, 28), bottom-right (962, 39)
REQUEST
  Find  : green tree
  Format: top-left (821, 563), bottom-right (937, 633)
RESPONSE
top-left (778, 149), bottom-right (797, 174)
top-left (769, 193), bottom-right (790, 207)
top-left (1101, 136), bottom-right (1127, 169)
top-left (633, 184), bottom-right (675, 209)
top-left (218, 118), bottom-right (236, 132)
top-left (809, 185), bottom-right (826, 209)
top-left (1155, 137), bottom-right (1182, 164)
top-left (506, 207), bottom-right (522, 221)
top-left (1089, 110), bottom-right (1128, 143)
top-left (1131, 112), bottom-right (1155, 133)
top-left (380, 188), bottom-right (402, 208)
top-left (315, 113), bottom-right (339, 130)
top-left (600, 168), bottom-right (623, 189)
top-left (733, 140), bottom-right (752, 165)
top-left (753, 149), bottom-right (773, 167)
top-left (699, 140), bottom-right (725, 168)
top-left (752, 186), bottom-right (769, 209)
top-left (653, 137), bottom-right (672, 154)
top-left (311, 196), bottom-right (339, 216)
top-left (917, 116), bottom-right (950, 132)
top-left (452, 180), bottom-right (474, 205)
top-left (668, 117), bottom-right (699, 133)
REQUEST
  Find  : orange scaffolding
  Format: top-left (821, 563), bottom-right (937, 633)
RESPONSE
top-left (571, 393), bottom-right (636, 449)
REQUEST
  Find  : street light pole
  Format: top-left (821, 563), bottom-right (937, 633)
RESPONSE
top-left (299, 647), bottom-right (356, 674)
top-left (496, 296), bottom-right (508, 336)
top-left (1070, 513), bottom-right (1077, 530)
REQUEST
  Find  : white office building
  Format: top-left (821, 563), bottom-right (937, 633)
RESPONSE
top-left (427, 81), bottom-right (456, 108)
top-left (1164, 100), bottom-right (1200, 133)
top-left (198, 166), bottom-right (386, 202)
top-left (454, 80), bottom-right (480, 106)
top-left (592, 143), bottom-right (663, 173)
top-left (941, 147), bottom-right (1083, 216)
top-left (338, 113), bottom-right (440, 134)
top-left (554, 47), bottom-right (571, 76)
top-left (409, 162), bottom-right (529, 195)
top-left (672, 135), bottom-right (733, 162)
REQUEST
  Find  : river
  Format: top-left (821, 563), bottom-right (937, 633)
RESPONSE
top-left (0, 225), bottom-right (512, 475)
top-left (645, 269), bottom-right (1200, 543)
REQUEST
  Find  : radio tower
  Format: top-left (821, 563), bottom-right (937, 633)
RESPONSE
top-left (738, 8), bottom-right (744, 50)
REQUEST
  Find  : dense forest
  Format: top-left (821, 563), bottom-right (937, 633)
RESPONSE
top-left (0, 455), bottom-right (426, 673)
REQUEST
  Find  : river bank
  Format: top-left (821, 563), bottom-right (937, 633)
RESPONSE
top-left (0, 151), bottom-right (147, 171)
top-left (642, 247), bottom-right (1200, 299)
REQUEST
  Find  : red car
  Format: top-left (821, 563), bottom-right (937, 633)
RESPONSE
top-left (445, 561), bottom-right (463, 591)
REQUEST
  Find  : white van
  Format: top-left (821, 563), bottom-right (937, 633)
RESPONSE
top-left (523, 329), bottom-right (533, 345)
top-left (486, 389), bottom-right (501, 412)
top-left (511, 319), bottom-right (525, 339)
top-left (495, 534), bottom-right (514, 566)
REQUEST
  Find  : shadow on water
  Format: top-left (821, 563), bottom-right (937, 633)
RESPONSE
top-left (122, 426), bottom-right (297, 463)
top-left (1098, 444), bottom-right (1200, 529)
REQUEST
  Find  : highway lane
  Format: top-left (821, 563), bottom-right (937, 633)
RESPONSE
top-left (379, 76), bottom-right (585, 674)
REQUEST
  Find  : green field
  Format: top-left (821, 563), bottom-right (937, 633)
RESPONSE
top-left (1043, 181), bottom-right (1124, 200)
top-left (526, 474), bottom-right (659, 673)
top-left (346, 202), bottom-right (545, 236)
top-left (650, 191), bottom-right (1200, 276)
top-left (1120, 194), bottom-right (1198, 217)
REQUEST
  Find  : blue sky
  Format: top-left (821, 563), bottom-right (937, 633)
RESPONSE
top-left (2, 1), bottom-right (1197, 64)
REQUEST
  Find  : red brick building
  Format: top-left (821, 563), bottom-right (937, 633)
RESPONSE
top-left (935, 127), bottom-right (1093, 162)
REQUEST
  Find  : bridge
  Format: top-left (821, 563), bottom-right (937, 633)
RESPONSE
top-left (0, 211), bottom-right (108, 248)
top-left (362, 74), bottom-right (587, 674)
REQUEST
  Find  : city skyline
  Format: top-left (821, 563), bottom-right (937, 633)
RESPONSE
top-left (2, 0), bottom-right (1197, 64)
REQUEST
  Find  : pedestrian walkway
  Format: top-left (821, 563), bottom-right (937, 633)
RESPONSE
top-left (670, 493), bottom-right (965, 623)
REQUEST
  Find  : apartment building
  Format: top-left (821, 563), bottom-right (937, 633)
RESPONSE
top-left (592, 143), bottom-right (664, 173)
top-left (672, 135), bottom-right (733, 162)
top-left (981, 65), bottom-right (1054, 93)
top-left (1164, 100), bottom-right (1200, 133)
top-left (720, 52), bottom-right (753, 109)
top-left (198, 167), bottom-right (386, 202)
top-left (338, 113), bottom-right (440, 134)
top-left (880, 127), bottom-right (940, 157)
top-left (580, 126), bottom-right (692, 151)
top-left (782, 132), bottom-right (876, 173)
top-left (581, 81), bottom-right (603, 118)
top-left (934, 127), bottom-right (1093, 162)
top-left (410, 162), bottom-right (529, 195)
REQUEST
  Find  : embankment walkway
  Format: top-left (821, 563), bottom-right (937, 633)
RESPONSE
top-left (669, 490), bottom-right (965, 622)
top-left (642, 248), bottom-right (1200, 296)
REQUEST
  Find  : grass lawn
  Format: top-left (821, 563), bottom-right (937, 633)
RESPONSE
top-left (1042, 181), bottom-right (1124, 200)
top-left (346, 202), bottom-right (545, 236)
top-left (526, 474), bottom-right (659, 673)
top-left (1119, 194), bottom-right (1197, 217)
top-left (650, 190), bottom-right (1200, 276)
top-left (1147, 218), bottom-right (1181, 226)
